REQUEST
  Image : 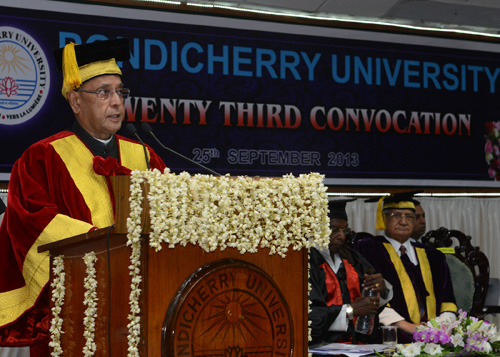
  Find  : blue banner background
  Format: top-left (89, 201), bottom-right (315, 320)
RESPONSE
top-left (1, 3), bottom-right (499, 186)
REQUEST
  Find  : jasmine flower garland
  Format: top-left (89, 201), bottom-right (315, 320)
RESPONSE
top-left (46, 169), bottom-right (329, 356)
top-left (127, 169), bottom-right (330, 355)
top-left (126, 171), bottom-right (146, 357)
top-left (308, 259), bottom-right (314, 357)
top-left (139, 169), bottom-right (330, 257)
top-left (49, 255), bottom-right (65, 356)
top-left (83, 252), bottom-right (98, 356)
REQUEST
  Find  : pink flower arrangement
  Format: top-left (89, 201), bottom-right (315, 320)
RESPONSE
top-left (389, 310), bottom-right (500, 356)
top-left (485, 121), bottom-right (500, 180)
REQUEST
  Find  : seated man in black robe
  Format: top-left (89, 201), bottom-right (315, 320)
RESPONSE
top-left (309, 198), bottom-right (392, 345)
top-left (354, 192), bottom-right (456, 343)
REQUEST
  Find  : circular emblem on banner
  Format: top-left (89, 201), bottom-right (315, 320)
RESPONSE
top-left (0, 27), bottom-right (50, 125)
top-left (162, 259), bottom-right (294, 357)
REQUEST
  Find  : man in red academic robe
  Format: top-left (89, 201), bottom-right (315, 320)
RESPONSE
top-left (0, 38), bottom-right (166, 355)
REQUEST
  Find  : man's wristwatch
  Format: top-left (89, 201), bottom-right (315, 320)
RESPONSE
top-left (346, 304), bottom-right (354, 320)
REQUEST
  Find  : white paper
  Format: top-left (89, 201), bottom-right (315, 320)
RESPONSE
top-left (309, 343), bottom-right (387, 356)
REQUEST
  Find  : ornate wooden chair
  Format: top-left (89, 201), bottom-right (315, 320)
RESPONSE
top-left (421, 227), bottom-right (490, 318)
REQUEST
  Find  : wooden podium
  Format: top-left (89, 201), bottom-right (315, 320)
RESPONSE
top-left (39, 175), bottom-right (311, 356)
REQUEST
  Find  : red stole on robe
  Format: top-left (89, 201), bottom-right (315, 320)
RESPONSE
top-left (319, 258), bottom-right (362, 342)
top-left (320, 259), bottom-right (361, 306)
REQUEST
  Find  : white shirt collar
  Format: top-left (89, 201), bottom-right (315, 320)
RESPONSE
top-left (385, 235), bottom-right (418, 265)
top-left (94, 136), bottom-right (113, 145)
top-left (316, 245), bottom-right (343, 274)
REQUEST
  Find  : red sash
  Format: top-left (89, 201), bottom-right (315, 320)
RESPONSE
top-left (320, 258), bottom-right (361, 306)
top-left (319, 258), bottom-right (362, 342)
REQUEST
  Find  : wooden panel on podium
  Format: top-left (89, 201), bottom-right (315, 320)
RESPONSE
top-left (110, 175), bottom-right (150, 234)
top-left (39, 175), bottom-right (310, 356)
top-left (40, 229), bottom-right (143, 356)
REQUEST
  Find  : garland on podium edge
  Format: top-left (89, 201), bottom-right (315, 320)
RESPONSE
top-left (126, 169), bottom-right (331, 356)
top-left (50, 170), bottom-right (331, 356)
top-left (131, 169), bottom-right (330, 256)
top-left (49, 255), bottom-right (65, 356)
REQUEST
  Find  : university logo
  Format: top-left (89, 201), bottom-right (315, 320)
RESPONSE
top-left (163, 259), bottom-right (294, 357)
top-left (0, 27), bottom-right (50, 125)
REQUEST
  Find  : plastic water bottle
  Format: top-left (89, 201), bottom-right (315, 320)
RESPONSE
top-left (354, 288), bottom-right (378, 335)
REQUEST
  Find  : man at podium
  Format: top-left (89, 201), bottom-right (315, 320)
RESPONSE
top-left (0, 38), bottom-right (166, 355)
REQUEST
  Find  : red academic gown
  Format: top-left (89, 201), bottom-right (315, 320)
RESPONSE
top-left (0, 131), bottom-right (166, 353)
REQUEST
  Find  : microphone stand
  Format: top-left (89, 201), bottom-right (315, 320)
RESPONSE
top-left (140, 123), bottom-right (222, 176)
top-left (125, 123), bottom-right (150, 170)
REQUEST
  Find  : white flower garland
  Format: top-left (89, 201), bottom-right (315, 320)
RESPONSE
top-left (308, 258), bottom-right (313, 357)
top-left (49, 255), bottom-right (65, 356)
top-left (126, 169), bottom-right (329, 356)
top-left (126, 171), bottom-right (146, 357)
top-left (83, 251), bottom-right (98, 356)
top-left (48, 170), bottom-right (329, 357)
top-left (137, 170), bottom-right (330, 257)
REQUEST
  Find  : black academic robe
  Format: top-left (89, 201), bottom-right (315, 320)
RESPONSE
top-left (353, 236), bottom-right (457, 343)
top-left (309, 247), bottom-right (383, 346)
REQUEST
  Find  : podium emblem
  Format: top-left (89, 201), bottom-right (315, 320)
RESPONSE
top-left (162, 259), bottom-right (293, 356)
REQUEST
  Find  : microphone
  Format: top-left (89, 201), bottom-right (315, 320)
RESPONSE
top-left (125, 123), bottom-right (150, 170)
top-left (140, 122), bottom-right (222, 176)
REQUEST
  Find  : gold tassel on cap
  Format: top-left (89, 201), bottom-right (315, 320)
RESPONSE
top-left (62, 43), bottom-right (82, 97)
top-left (376, 196), bottom-right (386, 230)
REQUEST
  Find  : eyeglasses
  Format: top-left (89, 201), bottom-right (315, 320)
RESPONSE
top-left (385, 212), bottom-right (416, 222)
top-left (415, 213), bottom-right (426, 220)
top-left (75, 88), bottom-right (130, 101)
top-left (331, 227), bottom-right (352, 235)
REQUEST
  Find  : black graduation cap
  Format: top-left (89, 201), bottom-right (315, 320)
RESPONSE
top-left (328, 198), bottom-right (357, 221)
top-left (53, 38), bottom-right (130, 99)
top-left (53, 38), bottom-right (130, 71)
top-left (365, 190), bottom-right (423, 205)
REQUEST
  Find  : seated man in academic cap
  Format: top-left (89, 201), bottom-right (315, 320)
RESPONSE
top-left (353, 192), bottom-right (457, 343)
top-left (410, 199), bottom-right (427, 243)
top-left (309, 199), bottom-right (392, 345)
top-left (0, 38), bottom-right (166, 353)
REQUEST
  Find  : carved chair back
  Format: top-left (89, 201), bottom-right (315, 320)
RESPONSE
top-left (421, 227), bottom-right (490, 317)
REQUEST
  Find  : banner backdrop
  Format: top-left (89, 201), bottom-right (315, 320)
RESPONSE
top-left (2, 0), bottom-right (500, 187)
